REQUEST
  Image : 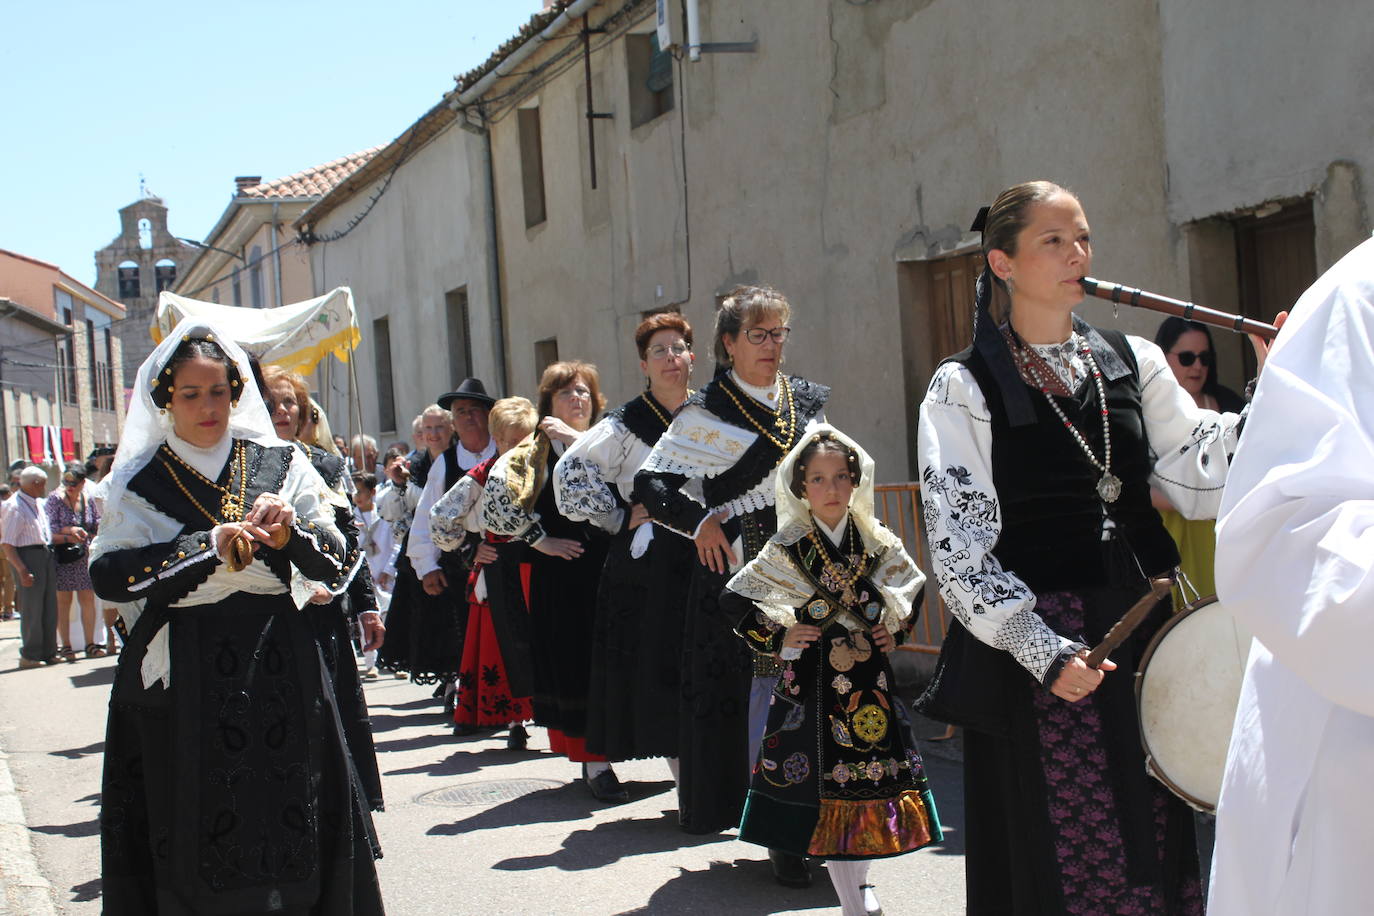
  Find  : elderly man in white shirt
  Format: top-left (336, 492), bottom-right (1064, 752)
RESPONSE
top-left (1210, 237), bottom-right (1374, 915)
top-left (2, 466), bottom-right (58, 667)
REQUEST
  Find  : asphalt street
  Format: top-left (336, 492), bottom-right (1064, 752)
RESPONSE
top-left (0, 618), bottom-right (968, 914)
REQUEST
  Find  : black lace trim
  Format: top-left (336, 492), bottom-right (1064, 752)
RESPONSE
top-left (691, 375), bottom-right (829, 506)
top-left (301, 443), bottom-right (346, 490)
top-left (614, 392), bottom-right (675, 448)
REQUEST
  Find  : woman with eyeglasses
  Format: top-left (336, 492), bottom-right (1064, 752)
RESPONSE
top-left (1150, 318), bottom-right (1244, 604)
top-left (483, 361), bottom-right (617, 796)
top-left (635, 286), bottom-right (828, 888)
top-left (551, 314), bottom-right (698, 799)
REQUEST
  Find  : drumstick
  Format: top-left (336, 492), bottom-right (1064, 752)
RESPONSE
top-left (1083, 577), bottom-right (1174, 668)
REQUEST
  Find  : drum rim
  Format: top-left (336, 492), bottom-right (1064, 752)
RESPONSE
top-left (1134, 593), bottom-right (1222, 815)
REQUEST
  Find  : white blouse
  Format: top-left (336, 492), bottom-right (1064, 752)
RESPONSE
top-left (917, 332), bottom-right (1243, 683)
top-left (552, 413), bottom-right (653, 534)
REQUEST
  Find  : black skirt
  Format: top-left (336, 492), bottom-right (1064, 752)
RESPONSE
top-left (525, 481), bottom-right (609, 736)
top-left (584, 524), bottom-right (693, 761)
top-left (376, 547), bottom-right (468, 685)
top-left (101, 592), bottom-right (384, 915)
top-left (676, 558), bottom-right (755, 834)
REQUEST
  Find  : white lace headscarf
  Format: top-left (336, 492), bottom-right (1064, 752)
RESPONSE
top-left (726, 424), bottom-right (926, 633)
top-left (100, 317), bottom-right (285, 527)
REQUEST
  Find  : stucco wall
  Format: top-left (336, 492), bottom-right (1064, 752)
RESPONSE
top-left (306, 121), bottom-right (497, 438)
top-left (487, 0), bottom-right (1180, 479)
top-left (1159, 0), bottom-right (1374, 265)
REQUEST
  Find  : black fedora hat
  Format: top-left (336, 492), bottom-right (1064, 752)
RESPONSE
top-left (438, 377), bottom-right (496, 410)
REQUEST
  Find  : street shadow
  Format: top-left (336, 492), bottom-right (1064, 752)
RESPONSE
top-left (31, 818), bottom-right (99, 838)
top-left (362, 712), bottom-right (421, 734)
top-left (74, 792), bottom-right (101, 804)
top-left (50, 741), bottom-right (104, 760)
top-left (921, 755), bottom-right (966, 857)
top-left (494, 806), bottom-right (732, 872)
top-left (614, 858), bottom-right (838, 915)
top-left (369, 696), bottom-right (439, 712)
top-left (372, 731), bottom-right (462, 755)
top-left (385, 748), bottom-right (496, 779)
top-left (426, 781), bottom-right (595, 836)
top-left (69, 877), bottom-right (102, 903)
top-left (69, 664), bottom-right (116, 689)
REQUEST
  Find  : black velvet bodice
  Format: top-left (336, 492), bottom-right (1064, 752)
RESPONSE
top-left (955, 327), bottom-right (1179, 592)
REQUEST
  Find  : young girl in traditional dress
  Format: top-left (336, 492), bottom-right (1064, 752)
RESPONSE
top-left (724, 425), bottom-right (942, 916)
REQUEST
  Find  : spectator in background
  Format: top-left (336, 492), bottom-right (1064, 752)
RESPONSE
top-left (46, 464), bottom-right (101, 658)
top-left (0, 485), bottom-right (13, 620)
top-left (355, 472), bottom-right (396, 679)
top-left (3, 466), bottom-right (58, 668)
top-left (84, 447), bottom-right (121, 652)
top-left (351, 434), bottom-right (379, 477)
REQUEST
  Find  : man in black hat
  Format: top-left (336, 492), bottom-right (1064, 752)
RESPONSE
top-left (407, 378), bottom-right (497, 597)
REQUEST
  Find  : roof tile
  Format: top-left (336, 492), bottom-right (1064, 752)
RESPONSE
top-left (236, 147), bottom-right (384, 200)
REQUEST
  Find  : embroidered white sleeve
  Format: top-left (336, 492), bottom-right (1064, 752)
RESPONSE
top-left (430, 475), bottom-right (484, 553)
top-left (1129, 336), bottom-right (1243, 520)
top-left (554, 417), bottom-right (628, 532)
top-left (918, 363), bottom-right (1075, 683)
top-left (480, 455), bottom-right (538, 539)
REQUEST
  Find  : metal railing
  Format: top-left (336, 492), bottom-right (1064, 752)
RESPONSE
top-left (873, 482), bottom-right (951, 655)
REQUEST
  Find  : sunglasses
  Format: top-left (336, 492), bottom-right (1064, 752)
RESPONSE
top-left (1172, 349), bottom-right (1213, 368)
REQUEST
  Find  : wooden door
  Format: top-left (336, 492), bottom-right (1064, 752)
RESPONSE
top-left (928, 251), bottom-right (984, 367)
top-left (1235, 201), bottom-right (1316, 375)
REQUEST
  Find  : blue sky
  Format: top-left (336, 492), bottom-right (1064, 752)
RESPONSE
top-left (0, 1), bottom-right (544, 287)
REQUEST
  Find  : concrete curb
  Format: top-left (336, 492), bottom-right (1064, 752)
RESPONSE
top-left (0, 739), bottom-right (58, 915)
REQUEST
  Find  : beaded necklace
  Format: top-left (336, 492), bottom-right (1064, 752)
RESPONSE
top-left (719, 373), bottom-right (797, 453)
top-left (809, 521), bottom-right (865, 606)
top-left (1012, 331), bottom-right (1121, 503)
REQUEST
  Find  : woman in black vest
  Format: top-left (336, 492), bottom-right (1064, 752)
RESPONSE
top-left (635, 285), bottom-right (828, 887)
top-left (916, 181), bottom-right (1261, 915)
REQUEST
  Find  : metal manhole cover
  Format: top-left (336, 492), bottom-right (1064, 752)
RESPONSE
top-left (415, 778), bottom-right (563, 807)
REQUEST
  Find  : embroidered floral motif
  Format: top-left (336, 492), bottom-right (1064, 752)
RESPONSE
top-left (782, 752), bottom-right (810, 784)
top-left (876, 671), bottom-right (888, 691)
top-left (831, 673), bottom-right (853, 695)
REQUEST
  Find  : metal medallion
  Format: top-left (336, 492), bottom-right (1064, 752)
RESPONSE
top-left (1096, 472), bottom-right (1122, 503)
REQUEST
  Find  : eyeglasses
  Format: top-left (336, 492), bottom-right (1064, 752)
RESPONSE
top-left (742, 326), bottom-right (791, 345)
top-left (646, 342), bottom-right (691, 360)
top-left (556, 386), bottom-right (592, 400)
top-left (1172, 350), bottom-right (1213, 368)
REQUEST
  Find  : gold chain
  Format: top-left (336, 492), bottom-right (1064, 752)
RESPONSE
top-left (719, 373), bottom-right (797, 453)
top-left (641, 389), bottom-right (694, 431)
top-left (159, 441), bottom-right (248, 525)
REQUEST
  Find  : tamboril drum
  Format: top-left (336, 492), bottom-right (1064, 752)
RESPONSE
top-left (1135, 595), bottom-right (1253, 814)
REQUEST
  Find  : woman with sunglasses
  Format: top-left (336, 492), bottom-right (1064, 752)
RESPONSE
top-left (1155, 318), bottom-right (1245, 413)
top-left (552, 314), bottom-right (698, 797)
top-left (635, 286), bottom-right (828, 888)
top-left (1150, 318), bottom-right (1245, 604)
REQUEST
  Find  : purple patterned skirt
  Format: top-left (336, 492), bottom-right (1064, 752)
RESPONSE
top-left (963, 589), bottom-right (1203, 916)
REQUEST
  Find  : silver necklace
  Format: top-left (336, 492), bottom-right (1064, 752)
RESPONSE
top-left (1020, 335), bottom-right (1121, 503)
